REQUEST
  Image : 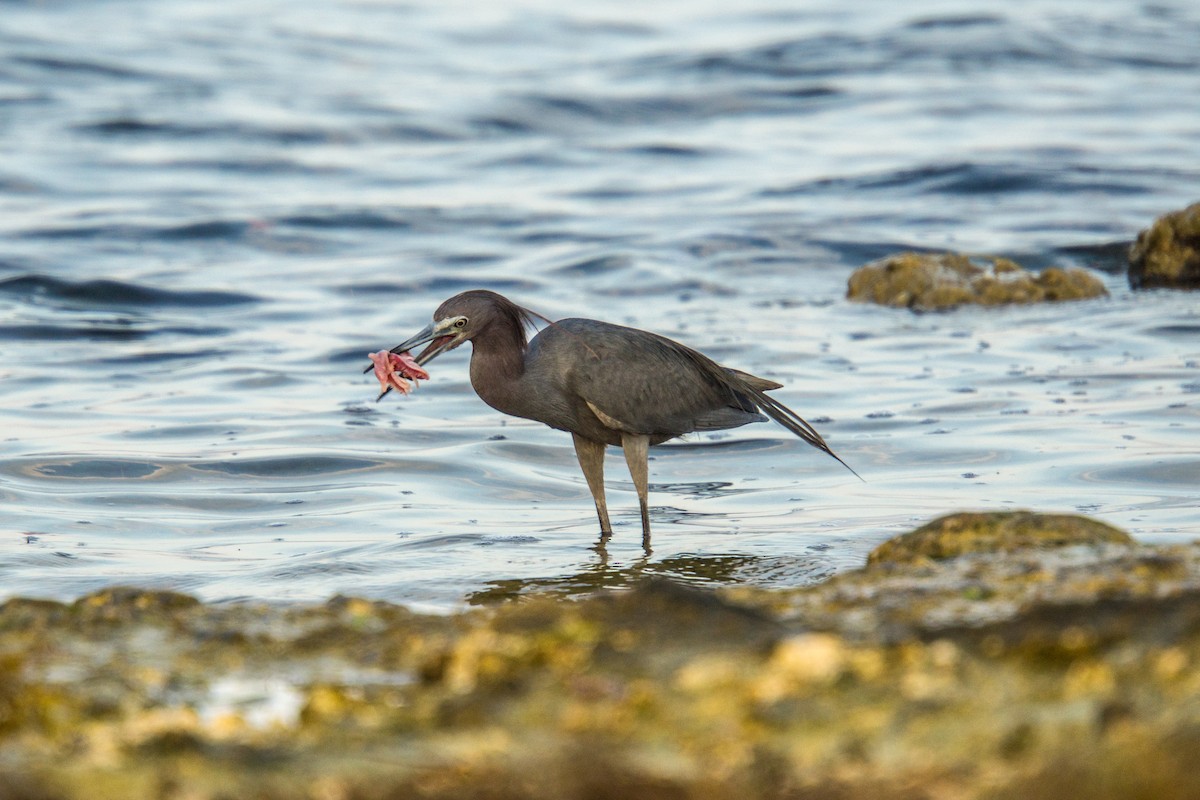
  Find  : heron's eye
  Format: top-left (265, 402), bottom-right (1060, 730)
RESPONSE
top-left (453, 318), bottom-right (467, 329)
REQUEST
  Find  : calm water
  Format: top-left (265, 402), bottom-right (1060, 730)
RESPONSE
top-left (1, 0), bottom-right (1197, 610)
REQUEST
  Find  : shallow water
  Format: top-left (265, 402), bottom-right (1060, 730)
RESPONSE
top-left (1, 0), bottom-right (1198, 610)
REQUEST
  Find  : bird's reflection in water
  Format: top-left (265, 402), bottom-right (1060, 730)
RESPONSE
top-left (464, 551), bottom-right (763, 606)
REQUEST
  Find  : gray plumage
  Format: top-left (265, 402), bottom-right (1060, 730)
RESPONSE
top-left (380, 290), bottom-right (858, 546)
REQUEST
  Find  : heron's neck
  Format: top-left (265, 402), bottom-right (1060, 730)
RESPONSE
top-left (468, 327), bottom-right (527, 414)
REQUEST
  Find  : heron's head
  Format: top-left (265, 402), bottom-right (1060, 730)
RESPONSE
top-left (389, 290), bottom-right (534, 366)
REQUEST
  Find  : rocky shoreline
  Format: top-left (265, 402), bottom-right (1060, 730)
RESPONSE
top-left (2, 511), bottom-right (1198, 800)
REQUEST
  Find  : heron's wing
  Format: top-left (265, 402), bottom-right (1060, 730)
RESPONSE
top-left (555, 322), bottom-right (759, 437)
top-left (691, 407), bottom-right (768, 430)
top-left (546, 319), bottom-right (862, 479)
top-left (725, 368), bottom-right (782, 391)
top-left (585, 400), bottom-right (637, 433)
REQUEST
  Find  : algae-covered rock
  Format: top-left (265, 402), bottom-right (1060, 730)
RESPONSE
top-left (867, 511), bottom-right (1134, 565)
top-left (73, 586), bottom-right (201, 618)
top-left (1129, 201), bottom-right (1200, 289)
top-left (4, 521), bottom-right (1200, 800)
top-left (847, 251), bottom-right (1108, 310)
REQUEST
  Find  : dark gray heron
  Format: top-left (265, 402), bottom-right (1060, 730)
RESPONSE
top-left (375, 290), bottom-right (858, 545)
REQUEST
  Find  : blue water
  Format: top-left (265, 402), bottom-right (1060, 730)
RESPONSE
top-left (2, 0), bottom-right (1198, 609)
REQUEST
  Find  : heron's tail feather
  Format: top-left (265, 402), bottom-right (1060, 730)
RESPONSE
top-left (724, 368), bottom-right (783, 392)
top-left (738, 384), bottom-right (865, 482)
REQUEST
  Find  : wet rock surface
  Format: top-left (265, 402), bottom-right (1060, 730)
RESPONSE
top-left (846, 251), bottom-right (1108, 310)
top-left (1128, 201), bottom-right (1200, 289)
top-left (866, 510), bottom-right (1134, 565)
top-left (2, 512), bottom-right (1200, 800)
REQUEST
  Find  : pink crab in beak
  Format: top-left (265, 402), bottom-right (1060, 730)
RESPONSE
top-left (367, 350), bottom-right (429, 400)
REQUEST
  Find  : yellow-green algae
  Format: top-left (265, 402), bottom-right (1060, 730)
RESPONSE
top-left (1128, 201), bottom-right (1200, 289)
top-left (2, 512), bottom-right (1200, 800)
top-left (867, 510), bottom-right (1133, 565)
top-left (846, 251), bottom-right (1108, 310)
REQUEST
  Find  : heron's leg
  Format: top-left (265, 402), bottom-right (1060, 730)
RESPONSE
top-left (621, 433), bottom-right (651, 543)
top-left (572, 433), bottom-right (612, 536)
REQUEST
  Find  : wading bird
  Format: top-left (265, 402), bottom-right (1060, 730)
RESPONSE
top-left (374, 290), bottom-right (858, 546)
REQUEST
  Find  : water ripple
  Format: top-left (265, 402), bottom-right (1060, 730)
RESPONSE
top-left (0, 0), bottom-right (1197, 608)
top-left (0, 274), bottom-right (259, 308)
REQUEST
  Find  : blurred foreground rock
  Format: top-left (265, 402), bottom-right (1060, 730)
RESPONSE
top-left (847, 251), bottom-right (1108, 310)
top-left (2, 511), bottom-right (1199, 800)
top-left (1128, 201), bottom-right (1200, 289)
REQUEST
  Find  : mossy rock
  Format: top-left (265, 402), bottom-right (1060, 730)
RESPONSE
top-left (867, 511), bottom-right (1134, 565)
top-left (847, 251), bottom-right (1108, 310)
top-left (1129, 202), bottom-right (1200, 289)
top-left (72, 586), bottom-right (201, 623)
top-left (5, 540), bottom-right (1200, 800)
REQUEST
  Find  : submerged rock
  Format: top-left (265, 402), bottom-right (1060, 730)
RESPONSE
top-left (3, 513), bottom-right (1200, 800)
top-left (847, 251), bottom-right (1108, 310)
top-left (1128, 201), bottom-right (1200, 289)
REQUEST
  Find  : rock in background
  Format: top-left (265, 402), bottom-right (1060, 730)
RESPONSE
top-left (847, 252), bottom-right (1108, 311)
top-left (1129, 202), bottom-right (1200, 289)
